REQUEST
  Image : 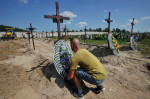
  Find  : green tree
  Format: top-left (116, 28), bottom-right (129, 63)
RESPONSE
top-left (80, 30), bottom-right (83, 32)
top-left (121, 29), bottom-right (126, 33)
top-left (116, 28), bottom-right (121, 33)
top-left (103, 27), bottom-right (108, 32)
top-left (112, 28), bottom-right (116, 32)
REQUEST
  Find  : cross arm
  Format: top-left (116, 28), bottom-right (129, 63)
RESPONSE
top-left (105, 19), bottom-right (113, 22)
top-left (44, 15), bottom-right (70, 20)
top-left (26, 28), bottom-right (36, 30)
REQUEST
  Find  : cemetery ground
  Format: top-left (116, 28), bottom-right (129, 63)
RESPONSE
top-left (0, 38), bottom-right (150, 99)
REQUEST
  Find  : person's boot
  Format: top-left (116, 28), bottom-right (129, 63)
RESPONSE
top-left (95, 85), bottom-right (105, 93)
top-left (71, 89), bottom-right (84, 99)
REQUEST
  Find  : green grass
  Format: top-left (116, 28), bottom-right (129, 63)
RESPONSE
top-left (48, 35), bottom-right (129, 46)
top-left (79, 39), bottom-right (129, 46)
top-left (49, 35), bottom-right (150, 56)
top-left (117, 40), bottom-right (129, 46)
top-left (137, 37), bottom-right (150, 56)
top-left (79, 39), bottom-right (108, 45)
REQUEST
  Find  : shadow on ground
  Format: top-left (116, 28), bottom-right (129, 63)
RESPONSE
top-left (90, 46), bottom-right (114, 57)
top-left (26, 60), bottom-right (99, 97)
top-left (119, 46), bottom-right (133, 51)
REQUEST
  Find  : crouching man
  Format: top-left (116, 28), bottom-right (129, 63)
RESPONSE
top-left (66, 38), bottom-right (107, 99)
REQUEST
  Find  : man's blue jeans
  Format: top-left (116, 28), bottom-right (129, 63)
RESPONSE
top-left (76, 68), bottom-right (104, 86)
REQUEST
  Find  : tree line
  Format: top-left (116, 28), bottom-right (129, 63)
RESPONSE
top-left (0, 24), bottom-right (27, 32)
top-left (63, 27), bottom-right (130, 33)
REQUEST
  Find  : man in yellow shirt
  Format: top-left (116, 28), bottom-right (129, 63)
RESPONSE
top-left (66, 38), bottom-right (107, 98)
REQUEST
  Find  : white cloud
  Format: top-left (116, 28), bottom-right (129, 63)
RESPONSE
top-left (60, 11), bottom-right (77, 18)
top-left (128, 19), bottom-right (139, 23)
top-left (120, 24), bottom-right (127, 28)
top-left (120, 19), bottom-right (139, 29)
top-left (66, 21), bottom-right (71, 24)
top-left (141, 16), bottom-right (150, 20)
top-left (114, 9), bottom-right (119, 12)
top-left (102, 20), bottom-right (105, 22)
top-left (127, 23), bottom-right (131, 26)
top-left (75, 22), bottom-right (87, 27)
top-left (20, 0), bottom-right (28, 4)
top-left (104, 9), bottom-right (107, 13)
top-left (63, 19), bottom-right (73, 25)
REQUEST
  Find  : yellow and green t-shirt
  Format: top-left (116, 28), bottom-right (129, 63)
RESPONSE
top-left (70, 49), bottom-right (107, 80)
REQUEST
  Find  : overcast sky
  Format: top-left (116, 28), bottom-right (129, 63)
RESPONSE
top-left (0, 0), bottom-right (150, 32)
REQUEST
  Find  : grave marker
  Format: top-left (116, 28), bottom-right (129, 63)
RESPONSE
top-left (62, 24), bottom-right (69, 41)
top-left (51, 30), bottom-right (54, 38)
top-left (44, 2), bottom-right (70, 39)
top-left (131, 18), bottom-right (135, 36)
top-left (26, 23), bottom-right (36, 50)
top-left (26, 31), bottom-right (31, 43)
top-left (84, 26), bottom-right (87, 43)
top-left (105, 12), bottom-right (113, 48)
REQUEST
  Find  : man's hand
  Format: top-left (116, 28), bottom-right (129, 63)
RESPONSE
top-left (64, 75), bottom-right (69, 83)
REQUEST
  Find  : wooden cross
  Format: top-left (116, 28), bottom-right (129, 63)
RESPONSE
top-left (26, 23), bottom-right (36, 50)
top-left (41, 32), bottom-right (43, 38)
top-left (131, 18), bottom-right (135, 36)
top-left (36, 33), bottom-right (38, 38)
top-left (84, 26), bottom-right (87, 43)
top-left (105, 12), bottom-right (113, 49)
top-left (38, 33), bottom-right (41, 38)
top-left (45, 31), bottom-right (48, 38)
top-left (105, 12), bottom-right (113, 33)
top-left (51, 30), bottom-right (54, 38)
top-left (44, 1), bottom-right (70, 39)
top-left (26, 31), bottom-right (31, 43)
top-left (62, 24), bottom-right (69, 40)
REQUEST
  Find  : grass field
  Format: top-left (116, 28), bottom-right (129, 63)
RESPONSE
top-left (49, 35), bottom-right (150, 56)
top-left (137, 37), bottom-right (150, 56)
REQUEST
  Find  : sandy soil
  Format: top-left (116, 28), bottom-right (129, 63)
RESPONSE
top-left (0, 38), bottom-right (150, 99)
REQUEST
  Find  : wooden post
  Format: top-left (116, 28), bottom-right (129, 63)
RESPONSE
top-left (46, 31), bottom-right (48, 38)
top-left (62, 24), bottom-right (69, 41)
top-left (41, 32), bottom-right (43, 38)
top-left (105, 12), bottom-right (113, 49)
top-left (26, 23), bottom-right (36, 50)
top-left (51, 30), bottom-right (54, 38)
top-left (131, 18), bottom-right (135, 37)
top-left (84, 26), bottom-right (87, 43)
top-left (26, 31), bottom-right (31, 44)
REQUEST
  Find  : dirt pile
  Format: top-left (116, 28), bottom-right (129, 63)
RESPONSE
top-left (0, 38), bottom-right (150, 99)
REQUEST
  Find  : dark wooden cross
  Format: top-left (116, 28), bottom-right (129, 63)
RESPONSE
top-left (131, 18), bottom-right (135, 36)
top-left (44, 1), bottom-right (70, 39)
top-left (26, 31), bottom-right (31, 43)
top-left (105, 12), bottom-right (113, 33)
top-left (36, 33), bottom-right (38, 38)
top-left (84, 26), bottom-right (87, 43)
top-left (62, 25), bottom-right (69, 40)
top-left (51, 30), bottom-right (54, 38)
top-left (41, 32), bottom-right (43, 38)
top-left (105, 12), bottom-right (113, 49)
top-left (26, 23), bottom-right (36, 50)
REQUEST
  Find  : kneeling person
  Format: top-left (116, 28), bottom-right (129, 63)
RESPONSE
top-left (66, 38), bottom-right (107, 98)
